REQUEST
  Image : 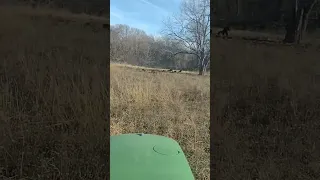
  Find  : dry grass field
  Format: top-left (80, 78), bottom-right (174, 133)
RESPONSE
top-left (0, 6), bottom-right (108, 179)
top-left (212, 36), bottom-right (320, 179)
top-left (110, 63), bottom-right (210, 179)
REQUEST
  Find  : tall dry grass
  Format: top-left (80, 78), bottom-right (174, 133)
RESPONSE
top-left (0, 6), bottom-right (108, 179)
top-left (110, 64), bottom-right (210, 179)
top-left (212, 37), bottom-right (320, 179)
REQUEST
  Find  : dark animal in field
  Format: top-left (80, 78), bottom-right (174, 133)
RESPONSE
top-left (178, 70), bottom-right (182, 72)
top-left (168, 69), bottom-right (172, 72)
top-left (142, 69), bottom-right (145, 71)
top-left (216, 26), bottom-right (230, 38)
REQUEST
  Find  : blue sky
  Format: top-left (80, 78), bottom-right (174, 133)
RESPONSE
top-left (110, 0), bottom-right (182, 36)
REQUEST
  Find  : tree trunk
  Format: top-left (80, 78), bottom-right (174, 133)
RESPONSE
top-left (283, 3), bottom-right (298, 43)
top-left (283, 0), bottom-right (318, 43)
top-left (301, 0), bottom-right (318, 40)
top-left (203, 59), bottom-right (209, 73)
top-left (296, 8), bottom-right (305, 44)
top-left (198, 57), bottom-right (204, 75)
top-left (301, 14), bottom-right (309, 40)
top-left (284, 8), bottom-right (308, 44)
top-left (198, 65), bottom-right (204, 75)
top-left (198, 49), bottom-right (207, 75)
top-left (283, 22), bottom-right (296, 43)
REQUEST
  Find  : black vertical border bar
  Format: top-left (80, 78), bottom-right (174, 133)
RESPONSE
top-left (105, 0), bottom-right (111, 179)
top-left (209, 0), bottom-right (215, 179)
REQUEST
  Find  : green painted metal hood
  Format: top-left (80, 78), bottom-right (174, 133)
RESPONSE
top-left (110, 133), bottom-right (194, 180)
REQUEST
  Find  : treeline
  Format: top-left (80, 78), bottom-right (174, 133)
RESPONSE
top-left (213, 0), bottom-right (320, 31)
top-left (110, 24), bottom-right (201, 70)
top-left (1, 0), bottom-right (108, 16)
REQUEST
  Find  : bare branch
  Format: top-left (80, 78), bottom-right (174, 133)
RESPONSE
top-left (161, 0), bottom-right (210, 75)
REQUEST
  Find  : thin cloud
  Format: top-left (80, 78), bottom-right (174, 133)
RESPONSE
top-left (138, 0), bottom-right (167, 14)
top-left (111, 11), bottom-right (123, 20)
top-left (110, 0), bottom-right (179, 35)
top-left (111, 5), bottom-right (141, 20)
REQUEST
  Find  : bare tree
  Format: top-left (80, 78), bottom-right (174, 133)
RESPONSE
top-left (162, 0), bottom-right (210, 75)
top-left (284, 0), bottom-right (319, 43)
top-left (110, 24), bottom-right (200, 70)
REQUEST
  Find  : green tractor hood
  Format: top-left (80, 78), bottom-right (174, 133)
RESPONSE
top-left (110, 133), bottom-right (195, 180)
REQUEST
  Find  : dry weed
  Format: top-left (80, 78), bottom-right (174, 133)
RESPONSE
top-left (212, 37), bottom-right (320, 180)
top-left (110, 64), bottom-right (210, 179)
top-left (0, 6), bottom-right (108, 179)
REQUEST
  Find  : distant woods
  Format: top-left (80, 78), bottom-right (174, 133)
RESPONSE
top-left (111, 0), bottom-right (210, 74)
top-left (110, 24), bottom-right (201, 71)
top-left (213, 0), bottom-right (320, 43)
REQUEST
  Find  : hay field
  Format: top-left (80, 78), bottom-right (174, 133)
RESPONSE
top-left (0, 6), bottom-right (108, 179)
top-left (110, 63), bottom-right (210, 179)
top-left (212, 36), bottom-right (320, 179)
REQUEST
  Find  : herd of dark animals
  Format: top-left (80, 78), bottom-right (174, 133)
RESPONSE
top-left (168, 69), bottom-right (183, 73)
top-left (138, 26), bottom-right (227, 75)
top-left (141, 68), bottom-right (183, 74)
top-left (136, 27), bottom-right (229, 75)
